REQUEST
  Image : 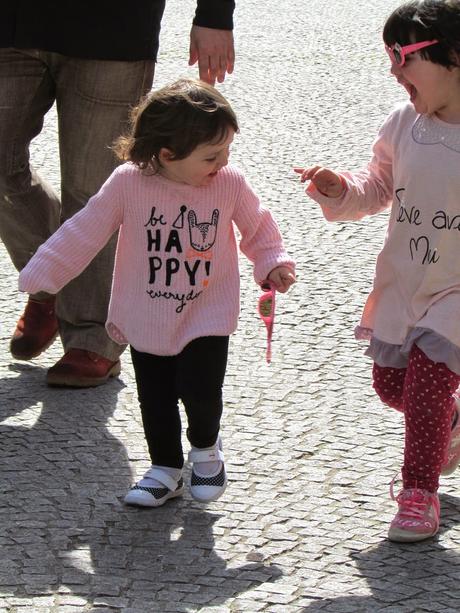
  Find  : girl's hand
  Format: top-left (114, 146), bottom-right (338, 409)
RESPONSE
top-left (266, 266), bottom-right (296, 293)
top-left (294, 166), bottom-right (346, 198)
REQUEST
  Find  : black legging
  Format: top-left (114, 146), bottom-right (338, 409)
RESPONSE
top-left (130, 336), bottom-right (229, 469)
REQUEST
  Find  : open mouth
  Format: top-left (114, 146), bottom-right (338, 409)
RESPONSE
top-left (401, 80), bottom-right (417, 102)
top-left (408, 84), bottom-right (417, 102)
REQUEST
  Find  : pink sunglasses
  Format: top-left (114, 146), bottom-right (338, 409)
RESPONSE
top-left (258, 282), bottom-right (276, 364)
top-left (385, 39), bottom-right (438, 67)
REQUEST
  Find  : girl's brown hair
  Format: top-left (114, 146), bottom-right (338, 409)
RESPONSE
top-left (113, 78), bottom-right (239, 171)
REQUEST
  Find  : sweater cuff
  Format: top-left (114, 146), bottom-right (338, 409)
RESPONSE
top-left (193, 0), bottom-right (235, 30)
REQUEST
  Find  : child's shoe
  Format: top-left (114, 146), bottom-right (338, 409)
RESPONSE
top-left (441, 396), bottom-right (460, 476)
top-left (124, 466), bottom-right (183, 507)
top-left (388, 487), bottom-right (440, 542)
top-left (188, 437), bottom-right (227, 503)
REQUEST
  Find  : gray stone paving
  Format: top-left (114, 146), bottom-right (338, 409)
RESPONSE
top-left (1, 0), bottom-right (460, 611)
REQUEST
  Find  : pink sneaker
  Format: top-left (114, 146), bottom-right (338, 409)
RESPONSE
top-left (388, 487), bottom-right (440, 542)
top-left (441, 396), bottom-right (460, 476)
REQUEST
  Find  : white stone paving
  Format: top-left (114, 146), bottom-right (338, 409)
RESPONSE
top-left (1, 1), bottom-right (460, 611)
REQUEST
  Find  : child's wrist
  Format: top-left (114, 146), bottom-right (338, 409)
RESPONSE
top-left (316, 175), bottom-right (347, 198)
top-left (339, 174), bottom-right (348, 196)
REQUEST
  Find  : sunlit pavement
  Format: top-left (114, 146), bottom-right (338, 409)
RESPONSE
top-left (1, 1), bottom-right (459, 611)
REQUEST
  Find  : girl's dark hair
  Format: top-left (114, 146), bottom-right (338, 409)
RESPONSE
top-left (383, 0), bottom-right (460, 68)
top-left (113, 78), bottom-right (239, 170)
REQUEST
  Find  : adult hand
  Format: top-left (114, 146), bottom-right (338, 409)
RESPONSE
top-left (294, 166), bottom-right (346, 198)
top-left (267, 266), bottom-right (296, 293)
top-left (189, 25), bottom-right (235, 85)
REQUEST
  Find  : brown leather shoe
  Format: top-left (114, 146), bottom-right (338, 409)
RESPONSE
top-left (10, 297), bottom-right (59, 360)
top-left (46, 349), bottom-right (121, 388)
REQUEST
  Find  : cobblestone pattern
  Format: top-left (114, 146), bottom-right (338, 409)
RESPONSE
top-left (1, 1), bottom-right (460, 611)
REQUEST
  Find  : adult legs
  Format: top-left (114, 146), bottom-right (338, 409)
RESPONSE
top-left (0, 48), bottom-right (60, 287)
top-left (0, 49), bottom-right (63, 361)
top-left (0, 48), bottom-right (155, 376)
top-left (53, 55), bottom-right (155, 360)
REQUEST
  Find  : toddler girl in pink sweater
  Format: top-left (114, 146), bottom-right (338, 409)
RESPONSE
top-left (296, 0), bottom-right (460, 542)
top-left (19, 78), bottom-right (295, 507)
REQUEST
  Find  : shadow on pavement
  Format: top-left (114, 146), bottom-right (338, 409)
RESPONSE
top-left (0, 363), bottom-right (282, 610)
top-left (301, 492), bottom-right (460, 612)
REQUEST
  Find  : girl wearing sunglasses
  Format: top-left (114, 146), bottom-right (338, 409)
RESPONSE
top-left (295, 0), bottom-right (460, 543)
top-left (18, 78), bottom-right (296, 508)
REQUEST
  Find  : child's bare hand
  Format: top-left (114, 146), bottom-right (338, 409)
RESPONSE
top-left (266, 266), bottom-right (296, 293)
top-left (294, 166), bottom-right (345, 198)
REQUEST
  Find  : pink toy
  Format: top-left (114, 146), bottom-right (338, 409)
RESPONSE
top-left (258, 282), bottom-right (276, 363)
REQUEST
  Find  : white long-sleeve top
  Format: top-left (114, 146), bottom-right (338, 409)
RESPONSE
top-left (19, 164), bottom-right (294, 355)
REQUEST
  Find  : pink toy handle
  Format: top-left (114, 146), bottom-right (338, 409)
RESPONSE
top-left (258, 281), bottom-right (276, 364)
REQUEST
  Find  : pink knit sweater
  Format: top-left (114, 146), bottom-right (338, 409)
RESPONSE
top-left (19, 164), bottom-right (294, 355)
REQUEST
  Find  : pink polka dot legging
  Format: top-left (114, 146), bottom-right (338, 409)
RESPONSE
top-left (373, 344), bottom-right (460, 492)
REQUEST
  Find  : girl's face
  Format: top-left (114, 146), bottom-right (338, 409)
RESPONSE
top-left (390, 51), bottom-right (460, 123)
top-left (159, 129), bottom-right (235, 187)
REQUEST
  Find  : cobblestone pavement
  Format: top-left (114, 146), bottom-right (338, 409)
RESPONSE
top-left (1, 1), bottom-right (460, 611)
